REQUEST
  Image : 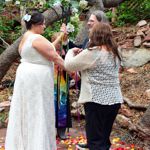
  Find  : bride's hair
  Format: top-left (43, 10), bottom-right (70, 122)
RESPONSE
top-left (24, 11), bottom-right (44, 30)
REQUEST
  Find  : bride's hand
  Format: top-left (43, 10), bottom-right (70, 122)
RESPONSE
top-left (72, 47), bottom-right (82, 55)
top-left (60, 23), bottom-right (68, 34)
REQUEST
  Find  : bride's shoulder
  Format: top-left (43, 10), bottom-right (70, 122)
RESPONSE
top-left (31, 34), bottom-right (45, 41)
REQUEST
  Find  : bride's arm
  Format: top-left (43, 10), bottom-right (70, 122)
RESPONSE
top-left (32, 35), bottom-right (65, 70)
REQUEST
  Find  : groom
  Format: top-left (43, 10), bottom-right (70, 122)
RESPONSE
top-left (63, 10), bottom-right (108, 49)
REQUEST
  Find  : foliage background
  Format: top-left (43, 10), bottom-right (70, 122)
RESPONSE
top-left (0, 0), bottom-right (150, 53)
top-left (106, 0), bottom-right (150, 26)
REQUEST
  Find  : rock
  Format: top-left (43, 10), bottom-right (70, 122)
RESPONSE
top-left (8, 95), bottom-right (12, 101)
top-left (0, 101), bottom-right (10, 107)
top-left (119, 48), bottom-right (150, 67)
top-left (140, 26), bottom-right (149, 33)
top-left (136, 30), bottom-right (145, 37)
top-left (69, 79), bottom-right (75, 88)
top-left (116, 114), bottom-right (131, 128)
top-left (126, 33), bottom-right (135, 39)
top-left (143, 34), bottom-right (150, 42)
top-left (72, 101), bottom-right (78, 108)
top-left (71, 106), bottom-right (85, 116)
top-left (0, 107), bottom-right (4, 112)
top-left (80, 105), bottom-right (85, 116)
top-left (126, 68), bottom-right (138, 74)
top-left (119, 107), bottom-right (133, 117)
top-left (134, 36), bottom-right (142, 47)
top-left (145, 30), bottom-right (150, 35)
top-left (136, 20), bottom-right (147, 27)
top-left (71, 109), bottom-right (78, 116)
top-left (0, 101), bottom-right (10, 111)
top-left (143, 42), bottom-right (150, 48)
top-left (143, 34), bottom-right (150, 48)
top-left (145, 89), bottom-right (150, 99)
top-left (119, 39), bottom-right (133, 49)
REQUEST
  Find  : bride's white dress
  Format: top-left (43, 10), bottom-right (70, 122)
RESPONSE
top-left (5, 34), bottom-right (56, 150)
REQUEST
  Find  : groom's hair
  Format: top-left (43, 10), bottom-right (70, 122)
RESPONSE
top-left (89, 10), bottom-right (109, 23)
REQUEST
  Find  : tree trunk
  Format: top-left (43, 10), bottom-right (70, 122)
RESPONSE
top-left (88, 0), bottom-right (126, 8)
top-left (43, 6), bottom-right (72, 26)
top-left (0, 37), bottom-right (21, 81)
top-left (103, 0), bottom-right (126, 8)
top-left (0, 5), bottom-right (71, 81)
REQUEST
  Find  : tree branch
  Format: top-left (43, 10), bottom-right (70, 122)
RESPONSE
top-left (43, 6), bottom-right (72, 26)
top-left (103, 0), bottom-right (126, 8)
top-left (0, 36), bottom-right (10, 47)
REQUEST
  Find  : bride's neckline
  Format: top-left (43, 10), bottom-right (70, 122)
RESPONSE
top-left (18, 32), bottom-right (37, 54)
top-left (25, 30), bottom-right (37, 35)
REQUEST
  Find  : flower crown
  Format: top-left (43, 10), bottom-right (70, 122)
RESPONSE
top-left (22, 14), bottom-right (31, 22)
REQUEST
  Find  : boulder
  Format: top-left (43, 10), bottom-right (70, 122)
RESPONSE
top-left (134, 36), bottom-right (142, 47)
top-left (136, 20), bottom-right (147, 27)
top-left (119, 48), bottom-right (150, 67)
top-left (145, 89), bottom-right (150, 99)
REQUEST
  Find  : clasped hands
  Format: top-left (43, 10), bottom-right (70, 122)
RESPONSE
top-left (71, 47), bottom-right (82, 55)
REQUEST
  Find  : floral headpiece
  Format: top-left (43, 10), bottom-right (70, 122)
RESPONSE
top-left (22, 14), bottom-right (31, 22)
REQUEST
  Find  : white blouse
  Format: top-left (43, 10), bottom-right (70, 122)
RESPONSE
top-left (65, 47), bottom-right (123, 105)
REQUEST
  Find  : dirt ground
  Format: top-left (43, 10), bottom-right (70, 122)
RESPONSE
top-left (0, 119), bottom-right (145, 150)
top-left (121, 63), bottom-right (150, 105)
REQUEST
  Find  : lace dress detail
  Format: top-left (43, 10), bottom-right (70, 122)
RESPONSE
top-left (5, 34), bottom-right (57, 150)
top-left (87, 51), bottom-right (123, 105)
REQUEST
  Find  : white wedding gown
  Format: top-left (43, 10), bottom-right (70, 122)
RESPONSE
top-left (5, 34), bottom-right (56, 150)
